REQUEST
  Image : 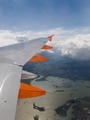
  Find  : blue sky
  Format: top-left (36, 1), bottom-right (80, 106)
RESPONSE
top-left (0, 0), bottom-right (90, 31)
top-left (0, 0), bottom-right (90, 60)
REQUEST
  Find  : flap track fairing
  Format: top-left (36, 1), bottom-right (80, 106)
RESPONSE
top-left (18, 83), bottom-right (46, 99)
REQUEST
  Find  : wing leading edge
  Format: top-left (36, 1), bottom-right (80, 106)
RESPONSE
top-left (0, 35), bottom-right (54, 120)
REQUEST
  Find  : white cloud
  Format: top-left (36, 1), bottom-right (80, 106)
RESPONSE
top-left (0, 30), bottom-right (17, 47)
top-left (15, 36), bottom-right (28, 42)
top-left (48, 50), bottom-right (54, 54)
top-left (0, 27), bottom-right (90, 60)
top-left (48, 34), bottom-right (90, 60)
top-left (0, 27), bottom-right (70, 47)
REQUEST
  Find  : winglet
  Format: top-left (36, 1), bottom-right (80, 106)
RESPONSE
top-left (47, 35), bottom-right (54, 42)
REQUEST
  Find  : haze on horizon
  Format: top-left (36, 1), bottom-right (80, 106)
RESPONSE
top-left (0, 0), bottom-right (90, 60)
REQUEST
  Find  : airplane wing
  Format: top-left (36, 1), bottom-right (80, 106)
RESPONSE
top-left (0, 35), bottom-right (54, 120)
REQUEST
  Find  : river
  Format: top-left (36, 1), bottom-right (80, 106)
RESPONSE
top-left (15, 76), bottom-right (90, 120)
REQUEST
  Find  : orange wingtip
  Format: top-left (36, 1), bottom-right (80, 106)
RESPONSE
top-left (18, 83), bottom-right (46, 99)
top-left (29, 54), bottom-right (48, 62)
top-left (41, 45), bottom-right (53, 49)
top-left (47, 35), bottom-right (54, 42)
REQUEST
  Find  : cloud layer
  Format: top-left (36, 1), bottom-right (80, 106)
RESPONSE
top-left (0, 27), bottom-right (90, 60)
top-left (49, 33), bottom-right (90, 60)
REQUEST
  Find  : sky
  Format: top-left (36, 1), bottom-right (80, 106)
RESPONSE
top-left (0, 0), bottom-right (90, 60)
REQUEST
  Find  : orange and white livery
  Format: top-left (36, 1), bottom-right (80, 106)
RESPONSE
top-left (0, 35), bottom-right (54, 120)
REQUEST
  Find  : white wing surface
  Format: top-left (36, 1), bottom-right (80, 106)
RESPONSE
top-left (0, 37), bottom-right (49, 120)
